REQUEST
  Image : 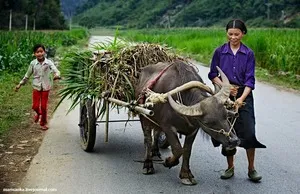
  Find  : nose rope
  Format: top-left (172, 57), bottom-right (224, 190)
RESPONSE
top-left (199, 116), bottom-right (237, 137)
top-left (227, 117), bottom-right (237, 136)
top-left (217, 96), bottom-right (241, 137)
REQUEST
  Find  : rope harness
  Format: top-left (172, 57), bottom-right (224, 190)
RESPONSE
top-left (137, 63), bottom-right (174, 104)
top-left (136, 63), bottom-right (175, 127)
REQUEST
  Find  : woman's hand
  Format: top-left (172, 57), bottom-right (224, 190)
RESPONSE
top-left (234, 97), bottom-right (244, 110)
top-left (230, 86), bottom-right (239, 97)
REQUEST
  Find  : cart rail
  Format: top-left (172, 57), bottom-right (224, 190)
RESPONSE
top-left (101, 92), bottom-right (154, 116)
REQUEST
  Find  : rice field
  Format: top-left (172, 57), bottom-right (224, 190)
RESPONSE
top-left (120, 28), bottom-right (300, 76)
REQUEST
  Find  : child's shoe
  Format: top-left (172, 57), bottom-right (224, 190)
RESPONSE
top-left (34, 114), bottom-right (40, 123)
top-left (40, 125), bottom-right (49, 130)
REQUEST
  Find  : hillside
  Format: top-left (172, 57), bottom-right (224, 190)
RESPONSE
top-left (68, 0), bottom-right (300, 28)
top-left (60, 0), bottom-right (88, 18)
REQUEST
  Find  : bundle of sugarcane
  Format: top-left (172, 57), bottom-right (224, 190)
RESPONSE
top-left (56, 40), bottom-right (186, 115)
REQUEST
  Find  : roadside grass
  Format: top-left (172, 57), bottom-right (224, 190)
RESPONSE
top-left (0, 73), bottom-right (33, 136)
top-left (255, 67), bottom-right (300, 91)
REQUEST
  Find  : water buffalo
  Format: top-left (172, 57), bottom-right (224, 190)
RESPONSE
top-left (134, 60), bottom-right (239, 185)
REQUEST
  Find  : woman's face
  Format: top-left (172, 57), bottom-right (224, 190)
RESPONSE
top-left (227, 28), bottom-right (244, 47)
top-left (34, 47), bottom-right (45, 61)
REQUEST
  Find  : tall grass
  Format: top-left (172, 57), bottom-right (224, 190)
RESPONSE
top-left (247, 29), bottom-right (300, 75)
top-left (120, 28), bottom-right (300, 76)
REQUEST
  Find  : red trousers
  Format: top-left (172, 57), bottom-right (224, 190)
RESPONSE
top-left (32, 89), bottom-right (49, 126)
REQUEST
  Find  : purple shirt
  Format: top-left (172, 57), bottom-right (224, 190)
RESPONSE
top-left (208, 42), bottom-right (256, 90)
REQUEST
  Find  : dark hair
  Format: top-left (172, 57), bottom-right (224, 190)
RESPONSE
top-left (226, 19), bottom-right (247, 34)
top-left (33, 44), bottom-right (45, 53)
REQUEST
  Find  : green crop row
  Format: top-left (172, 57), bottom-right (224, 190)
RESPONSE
top-left (0, 29), bottom-right (89, 73)
top-left (120, 28), bottom-right (300, 76)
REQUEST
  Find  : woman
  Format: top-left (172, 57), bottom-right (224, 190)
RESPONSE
top-left (208, 19), bottom-right (266, 182)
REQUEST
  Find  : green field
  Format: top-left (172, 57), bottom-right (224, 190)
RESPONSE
top-left (119, 28), bottom-right (300, 90)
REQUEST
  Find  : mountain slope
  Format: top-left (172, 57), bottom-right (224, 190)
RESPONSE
top-left (60, 0), bottom-right (87, 18)
top-left (71, 0), bottom-right (300, 28)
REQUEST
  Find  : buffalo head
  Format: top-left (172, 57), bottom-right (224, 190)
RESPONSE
top-left (167, 66), bottom-right (240, 148)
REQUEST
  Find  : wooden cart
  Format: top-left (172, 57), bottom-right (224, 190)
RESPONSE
top-left (77, 52), bottom-right (169, 152)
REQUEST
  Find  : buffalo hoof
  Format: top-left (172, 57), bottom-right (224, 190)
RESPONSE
top-left (142, 167), bottom-right (155, 175)
top-left (181, 178), bottom-right (197, 185)
top-left (179, 168), bottom-right (196, 185)
top-left (143, 159), bottom-right (155, 174)
top-left (163, 157), bottom-right (180, 169)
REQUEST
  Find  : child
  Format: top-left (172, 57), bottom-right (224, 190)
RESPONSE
top-left (15, 44), bottom-right (60, 130)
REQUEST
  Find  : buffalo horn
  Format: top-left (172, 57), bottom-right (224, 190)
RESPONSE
top-left (217, 66), bottom-right (229, 84)
top-left (213, 82), bottom-right (222, 94)
top-left (214, 66), bottom-right (231, 104)
top-left (168, 94), bottom-right (203, 116)
top-left (167, 81), bottom-right (214, 96)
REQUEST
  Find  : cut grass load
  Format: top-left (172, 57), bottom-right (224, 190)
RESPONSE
top-left (57, 38), bottom-right (186, 118)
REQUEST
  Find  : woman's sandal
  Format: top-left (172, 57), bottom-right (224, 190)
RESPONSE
top-left (220, 167), bottom-right (234, 179)
top-left (248, 169), bottom-right (262, 182)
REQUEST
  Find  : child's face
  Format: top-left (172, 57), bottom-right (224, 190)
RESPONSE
top-left (34, 47), bottom-right (45, 61)
top-left (227, 28), bottom-right (244, 47)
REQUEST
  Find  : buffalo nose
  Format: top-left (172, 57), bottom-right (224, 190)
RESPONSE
top-left (229, 136), bottom-right (240, 147)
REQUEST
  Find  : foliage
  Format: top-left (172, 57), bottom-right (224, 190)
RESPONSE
top-left (60, 0), bottom-right (88, 18)
top-left (0, 0), bottom-right (66, 30)
top-left (70, 0), bottom-right (300, 28)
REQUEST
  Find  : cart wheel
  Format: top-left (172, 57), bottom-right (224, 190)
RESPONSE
top-left (79, 99), bottom-right (96, 152)
top-left (158, 131), bottom-right (169, 149)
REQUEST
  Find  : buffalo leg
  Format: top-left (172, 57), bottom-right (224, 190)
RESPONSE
top-left (140, 116), bottom-right (155, 174)
top-left (151, 128), bottom-right (162, 158)
top-left (162, 126), bottom-right (183, 168)
top-left (179, 130), bottom-right (198, 185)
